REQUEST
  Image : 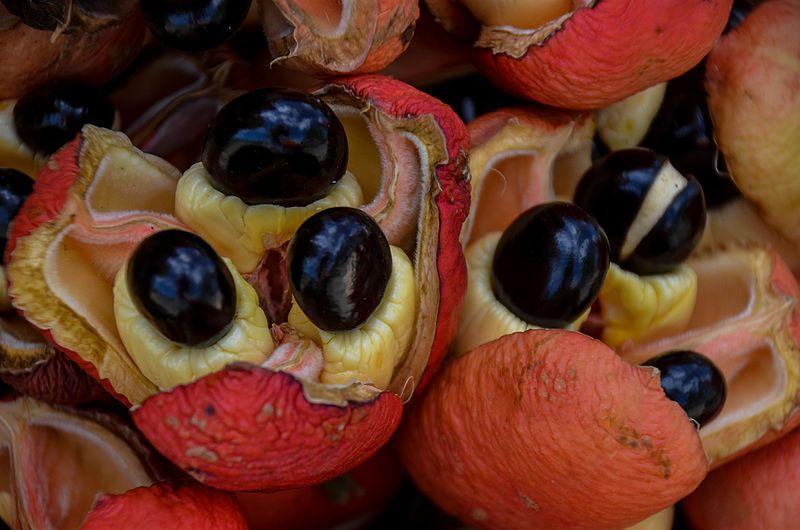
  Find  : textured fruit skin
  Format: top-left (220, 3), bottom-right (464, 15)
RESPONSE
top-left (132, 366), bottom-right (403, 491)
top-left (0, 10), bottom-right (145, 99)
top-left (683, 427), bottom-right (800, 530)
top-left (706, 0), bottom-right (800, 247)
top-left (398, 330), bottom-right (709, 530)
top-left (236, 447), bottom-right (404, 530)
top-left (328, 75), bottom-right (470, 392)
top-left (81, 483), bottom-right (248, 530)
top-left (259, 0), bottom-right (419, 75)
top-left (454, 0), bottom-right (733, 109)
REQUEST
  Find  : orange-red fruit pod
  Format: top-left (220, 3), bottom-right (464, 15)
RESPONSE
top-left (81, 483), bottom-right (248, 530)
top-left (425, 0), bottom-right (733, 109)
top-left (621, 245), bottom-right (800, 466)
top-left (0, 3), bottom-right (146, 99)
top-left (258, 0), bottom-right (420, 75)
top-left (398, 329), bottom-right (708, 530)
top-left (705, 0), bottom-right (800, 250)
top-left (683, 427), bottom-right (800, 530)
top-left (5, 75), bottom-right (470, 491)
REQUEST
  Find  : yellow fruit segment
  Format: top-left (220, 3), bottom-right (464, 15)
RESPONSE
top-left (113, 257), bottom-right (273, 390)
top-left (597, 83), bottom-right (667, 151)
top-left (460, 0), bottom-right (575, 29)
top-left (288, 246), bottom-right (416, 389)
top-left (455, 232), bottom-right (587, 356)
top-left (175, 163), bottom-right (364, 273)
top-left (600, 263), bottom-right (697, 349)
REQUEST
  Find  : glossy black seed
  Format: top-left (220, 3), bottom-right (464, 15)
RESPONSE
top-left (644, 350), bottom-right (727, 427)
top-left (202, 88), bottom-right (348, 207)
top-left (289, 207), bottom-right (392, 332)
top-left (491, 202), bottom-right (610, 329)
top-left (641, 64), bottom-right (740, 209)
top-left (1, 0), bottom-right (64, 30)
top-left (141, 0), bottom-right (252, 52)
top-left (0, 168), bottom-right (33, 257)
top-left (13, 83), bottom-right (115, 155)
top-left (421, 74), bottom-right (527, 123)
top-left (574, 148), bottom-right (707, 276)
top-left (128, 229), bottom-right (236, 347)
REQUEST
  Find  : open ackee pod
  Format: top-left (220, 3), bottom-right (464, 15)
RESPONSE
top-left (398, 329), bottom-right (709, 530)
top-left (620, 244), bottom-right (800, 466)
top-left (258, 0), bottom-right (419, 75)
top-left (133, 74), bottom-right (470, 491)
top-left (463, 106), bottom-right (594, 244)
top-left (6, 76), bottom-right (469, 491)
top-left (424, 0), bottom-right (732, 109)
top-left (0, 1), bottom-right (145, 99)
top-left (0, 396), bottom-right (176, 529)
top-left (5, 126), bottom-right (185, 406)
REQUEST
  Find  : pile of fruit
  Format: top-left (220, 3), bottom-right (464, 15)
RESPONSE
top-left (0, 0), bottom-right (797, 529)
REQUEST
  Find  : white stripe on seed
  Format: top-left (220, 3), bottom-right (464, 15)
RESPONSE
top-left (620, 161), bottom-right (687, 261)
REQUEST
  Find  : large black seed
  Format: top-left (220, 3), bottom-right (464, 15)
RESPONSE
top-left (491, 202), bottom-right (610, 329)
top-left (141, 0), bottom-right (252, 52)
top-left (13, 83), bottom-right (115, 155)
top-left (127, 229), bottom-right (236, 347)
top-left (288, 207), bottom-right (392, 332)
top-left (574, 148), bottom-right (707, 276)
top-left (644, 350), bottom-right (727, 427)
top-left (202, 88), bottom-right (348, 207)
top-left (0, 168), bottom-right (33, 258)
top-left (641, 64), bottom-right (740, 209)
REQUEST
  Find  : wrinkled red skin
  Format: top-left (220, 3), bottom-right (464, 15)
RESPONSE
top-left (81, 483), bottom-right (249, 530)
top-left (1, 349), bottom-right (110, 405)
top-left (133, 366), bottom-right (403, 492)
top-left (472, 0), bottom-right (733, 109)
top-left (683, 428), bottom-right (800, 530)
top-left (0, 12), bottom-right (146, 99)
top-left (330, 74), bottom-right (471, 391)
top-left (236, 447), bottom-right (404, 530)
top-left (5, 137), bottom-right (133, 406)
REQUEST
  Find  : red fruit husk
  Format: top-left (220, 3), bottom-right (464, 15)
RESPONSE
top-left (81, 483), bottom-right (248, 530)
top-left (426, 0), bottom-right (733, 109)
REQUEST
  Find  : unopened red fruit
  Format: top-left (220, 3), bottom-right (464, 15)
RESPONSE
top-left (141, 0), bottom-right (252, 52)
top-left (491, 202), bottom-right (609, 329)
top-left (644, 350), bottom-right (727, 427)
top-left (201, 88), bottom-right (348, 207)
top-left (574, 148), bottom-right (706, 276)
top-left (0, 167), bottom-right (33, 256)
top-left (289, 207), bottom-right (392, 332)
top-left (128, 229), bottom-right (236, 347)
top-left (13, 83), bottom-right (116, 155)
